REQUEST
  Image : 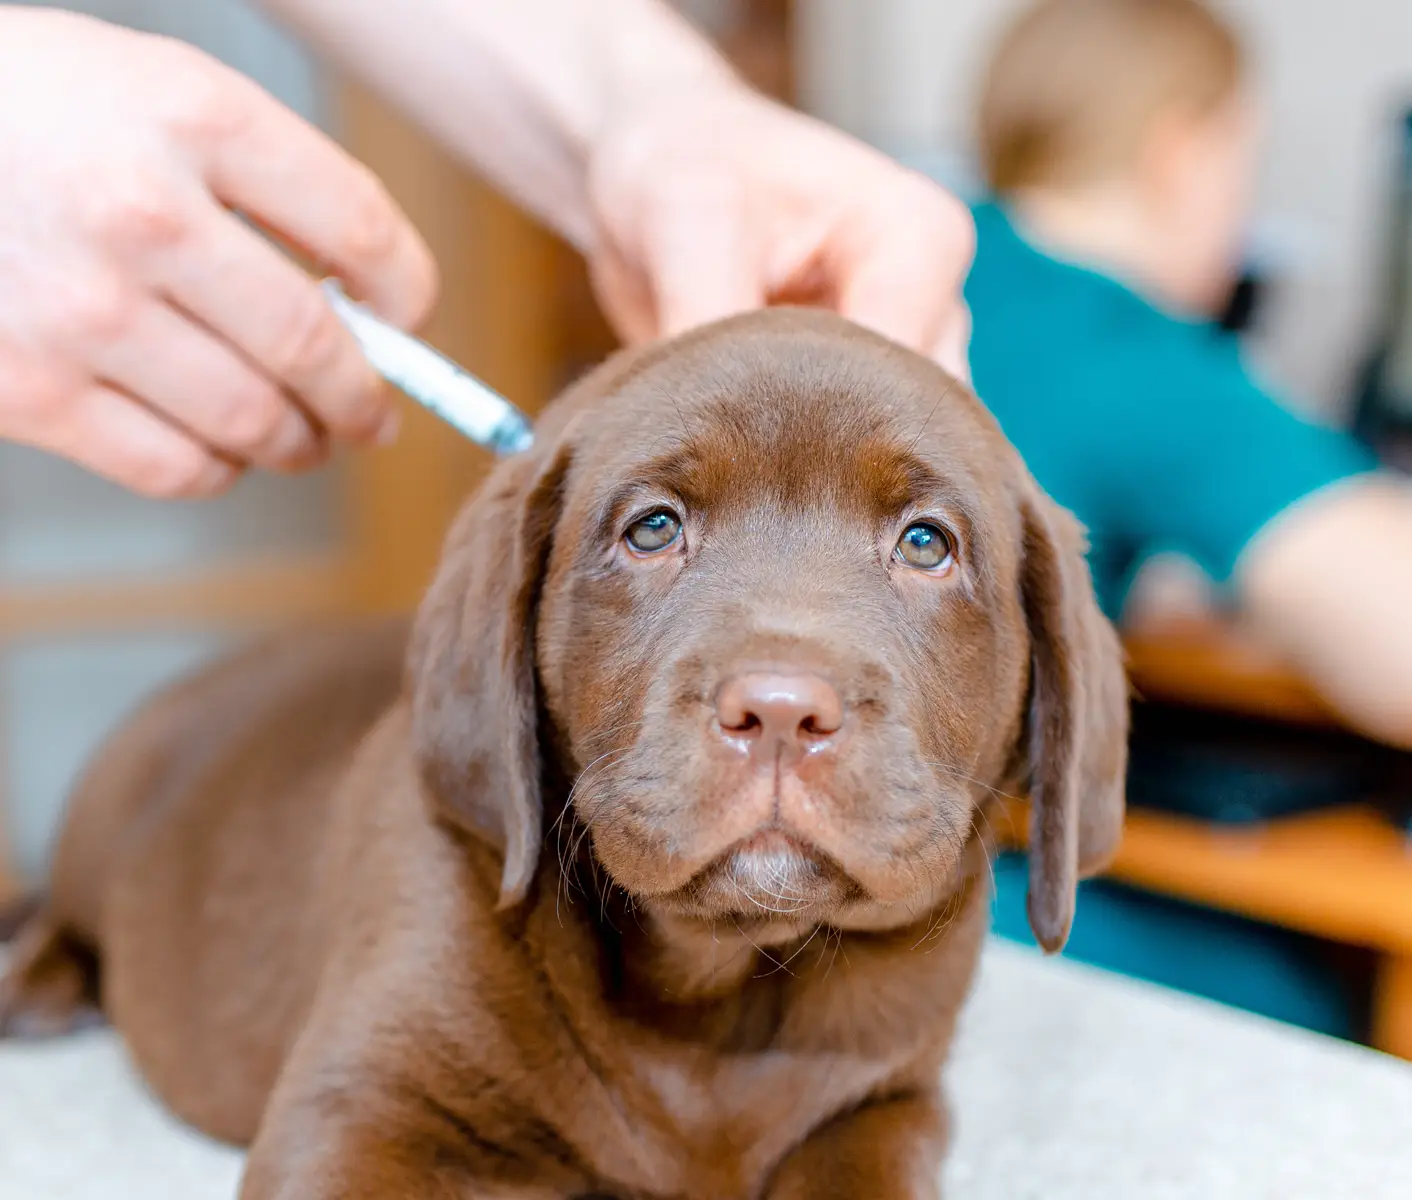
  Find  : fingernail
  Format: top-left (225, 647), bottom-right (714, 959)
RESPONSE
top-left (272, 414), bottom-right (320, 466)
top-left (200, 458), bottom-right (241, 494)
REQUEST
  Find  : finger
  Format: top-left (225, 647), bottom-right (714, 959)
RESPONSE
top-left (930, 300), bottom-right (973, 385)
top-left (87, 299), bottom-right (326, 471)
top-left (155, 206), bottom-right (396, 445)
top-left (18, 381), bottom-right (240, 499)
top-left (837, 194), bottom-right (976, 356)
top-left (588, 243), bottom-right (659, 346)
top-left (836, 237), bottom-right (951, 354)
top-left (638, 173), bottom-right (766, 339)
top-left (198, 68), bottom-right (438, 330)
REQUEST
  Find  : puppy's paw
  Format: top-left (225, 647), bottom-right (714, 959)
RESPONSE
top-left (764, 1091), bottom-right (946, 1200)
top-left (0, 906), bottom-right (105, 1040)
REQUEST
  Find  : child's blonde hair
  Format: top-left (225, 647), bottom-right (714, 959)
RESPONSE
top-left (978, 0), bottom-right (1244, 194)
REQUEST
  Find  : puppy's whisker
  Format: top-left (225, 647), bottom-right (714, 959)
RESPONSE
top-left (550, 745), bottom-right (630, 839)
top-left (744, 858), bottom-right (810, 904)
top-left (764, 922), bottom-right (825, 977)
top-left (821, 926), bottom-right (844, 980)
top-left (726, 875), bottom-right (812, 918)
top-left (563, 782), bottom-right (623, 866)
top-left (910, 821), bottom-right (985, 954)
top-left (918, 760), bottom-right (1022, 804)
top-left (910, 869), bottom-right (960, 952)
top-left (964, 804), bottom-right (1003, 903)
top-left (667, 393), bottom-right (692, 444)
top-left (904, 378), bottom-right (954, 456)
top-left (912, 901), bottom-right (960, 952)
top-left (762, 858), bottom-right (809, 901)
top-left (971, 803), bottom-right (1003, 861)
top-left (748, 875), bottom-right (814, 908)
top-left (727, 916), bottom-right (801, 979)
top-left (559, 741), bottom-right (638, 825)
top-left (752, 879), bottom-right (810, 905)
top-left (550, 751), bottom-right (618, 864)
top-left (553, 748), bottom-right (634, 918)
top-left (558, 800), bottom-right (615, 904)
top-left (565, 795), bottom-right (644, 925)
top-left (578, 714), bottom-right (649, 750)
top-left (562, 793), bottom-right (629, 926)
top-left (597, 866), bottom-right (620, 931)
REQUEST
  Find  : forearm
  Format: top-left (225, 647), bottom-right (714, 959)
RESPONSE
top-left (1238, 475), bottom-right (1412, 749)
top-left (260, 0), bottom-right (739, 247)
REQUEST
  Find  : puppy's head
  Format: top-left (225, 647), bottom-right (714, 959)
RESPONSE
top-left (409, 311), bottom-right (1126, 952)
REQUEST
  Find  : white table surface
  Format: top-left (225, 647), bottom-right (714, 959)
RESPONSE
top-left (3, 939), bottom-right (1411, 1199)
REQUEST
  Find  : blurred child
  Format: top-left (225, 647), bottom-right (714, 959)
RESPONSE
top-left (963, 0), bottom-right (1406, 1036)
top-left (967, 0), bottom-right (1374, 621)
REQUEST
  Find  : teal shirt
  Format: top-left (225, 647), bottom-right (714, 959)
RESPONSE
top-left (964, 201), bottom-right (1376, 619)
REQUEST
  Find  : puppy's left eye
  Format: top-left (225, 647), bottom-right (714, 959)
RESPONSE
top-left (625, 508), bottom-right (682, 554)
top-left (894, 522), bottom-right (954, 571)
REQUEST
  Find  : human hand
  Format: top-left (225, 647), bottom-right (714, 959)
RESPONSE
top-left (587, 81), bottom-right (973, 378)
top-left (0, 8), bottom-right (436, 497)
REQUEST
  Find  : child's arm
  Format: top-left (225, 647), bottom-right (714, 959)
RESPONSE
top-left (1086, 327), bottom-right (1410, 746)
top-left (1236, 474), bottom-right (1412, 749)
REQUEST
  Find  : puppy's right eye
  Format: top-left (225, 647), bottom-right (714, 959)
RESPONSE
top-left (625, 508), bottom-right (682, 554)
top-left (894, 521), bottom-right (955, 571)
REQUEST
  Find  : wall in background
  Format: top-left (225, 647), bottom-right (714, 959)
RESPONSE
top-left (796, 0), bottom-right (1412, 416)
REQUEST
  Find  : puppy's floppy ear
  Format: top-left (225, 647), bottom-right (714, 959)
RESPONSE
top-left (1019, 492), bottom-right (1129, 953)
top-left (407, 443), bottom-right (571, 910)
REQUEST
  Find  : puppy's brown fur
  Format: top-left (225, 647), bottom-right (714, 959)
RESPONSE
top-left (1, 311), bottom-right (1127, 1199)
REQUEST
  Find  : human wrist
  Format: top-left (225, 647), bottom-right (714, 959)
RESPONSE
top-left (583, 4), bottom-right (745, 161)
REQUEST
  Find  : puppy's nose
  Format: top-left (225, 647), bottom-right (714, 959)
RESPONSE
top-left (715, 672), bottom-right (844, 759)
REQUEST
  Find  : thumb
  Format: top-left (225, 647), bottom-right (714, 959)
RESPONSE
top-left (837, 244), bottom-right (944, 354)
top-left (929, 300), bottom-right (973, 385)
top-left (837, 192), bottom-right (975, 362)
top-left (841, 243), bottom-right (974, 381)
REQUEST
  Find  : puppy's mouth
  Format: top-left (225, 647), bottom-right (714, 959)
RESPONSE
top-left (690, 827), bottom-right (854, 921)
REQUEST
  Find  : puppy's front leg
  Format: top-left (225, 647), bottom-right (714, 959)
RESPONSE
top-left (764, 1090), bottom-right (947, 1200)
top-left (241, 1117), bottom-right (574, 1200)
top-left (240, 1064), bottom-right (587, 1200)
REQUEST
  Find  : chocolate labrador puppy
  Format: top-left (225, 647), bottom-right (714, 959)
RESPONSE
top-left (1, 309), bottom-right (1127, 1199)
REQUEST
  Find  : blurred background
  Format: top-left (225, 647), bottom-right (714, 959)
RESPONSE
top-left (2, 0), bottom-right (1411, 1058)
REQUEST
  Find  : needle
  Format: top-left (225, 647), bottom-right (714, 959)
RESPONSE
top-left (322, 279), bottom-right (534, 456)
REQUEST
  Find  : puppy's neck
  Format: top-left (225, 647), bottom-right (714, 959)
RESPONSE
top-left (596, 860), bottom-right (982, 1012)
top-left (548, 831), bottom-right (988, 1045)
top-left (588, 905), bottom-right (827, 1052)
top-left (623, 908), bottom-right (817, 1002)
